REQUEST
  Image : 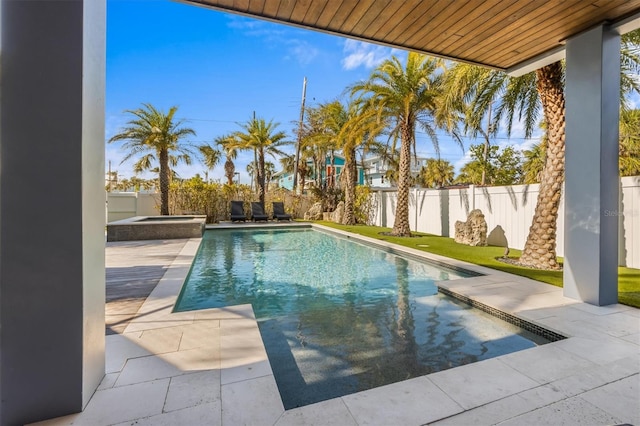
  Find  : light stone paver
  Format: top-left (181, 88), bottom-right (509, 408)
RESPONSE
top-left (114, 351), bottom-right (188, 387)
top-left (427, 358), bottom-right (540, 410)
top-left (29, 225), bottom-right (640, 425)
top-left (578, 374), bottom-right (640, 425)
top-left (221, 375), bottom-right (285, 426)
top-left (496, 343), bottom-right (597, 384)
top-left (550, 335), bottom-right (639, 364)
top-left (274, 399), bottom-right (358, 426)
top-left (113, 401), bottom-right (222, 426)
top-left (31, 379), bottom-right (170, 426)
top-left (96, 372), bottom-right (119, 391)
top-left (341, 376), bottom-right (464, 425)
top-left (496, 397), bottom-right (624, 426)
top-left (430, 388), bottom-right (556, 426)
top-left (105, 333), bottom-right (151, 373)
top-left (164, 370), bottom-right (221, 412)
top-left (621, 332), bottom-right (640, 345)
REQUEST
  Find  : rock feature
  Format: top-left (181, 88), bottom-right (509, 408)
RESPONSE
top-left (454, 209), bottom-right (488, 246)
top-left (331, 201), bottom-right (345, 224)
top-left (304, 202), bottom-right (323, 221)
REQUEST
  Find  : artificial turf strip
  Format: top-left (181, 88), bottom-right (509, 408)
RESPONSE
top-left (316, 221), bottom-right (640, 309)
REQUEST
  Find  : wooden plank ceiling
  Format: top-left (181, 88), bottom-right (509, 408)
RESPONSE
top-left (183, 0), bottom-right (640, 70)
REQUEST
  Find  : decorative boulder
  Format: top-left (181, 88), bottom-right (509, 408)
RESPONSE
top-left (304, 202), bottom-right (323, 221)
top-left (454, 209), bottom-right (488, 246)
top-left (331, 201), bottom-right (345, 224)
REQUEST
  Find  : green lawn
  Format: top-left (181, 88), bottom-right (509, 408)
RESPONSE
top-left (316, 221), bottom-right (640, 308)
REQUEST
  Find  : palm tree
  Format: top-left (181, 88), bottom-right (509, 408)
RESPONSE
top-left (264, 161), bottom-right (276, 191)
top-left (448, 61), bottom-right (565, 269)
top-left (198, 144), bottom-right (222, 182)
top-left (214, 135), bottom-right (238, 185)
top-left (420, 158), bottom-right (454, 188)
top-left (443, 28), bottom-right (640, 269)
top-left (351, 53), bottom-right (461, 236)
top-left (455, 160), bottom-right (484, 185)
top-left (619, 108), bottom-right (640, 176)
top-left (308, 101), bottom-right (350, 190)
top-left (306, 98), bottom-right (385, 221)
top-left (229, 117), bottom-right (289, 204)
top-left (302, 103), bottom-right (339, 190)
top-left (338, 101), bottom-right (386, 225)
top-left (531, 108), bottom-right (640, 180)
top-left (281, 153), bottom-right (312, 192)
top-left (109, 103), bottom-right (195, 215)
top-left (522, 141), bottom-right (547, 184)
top-left (246, 161), bottom-right (257, 190)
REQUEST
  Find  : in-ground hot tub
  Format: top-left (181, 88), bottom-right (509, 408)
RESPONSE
top-left (107, 215), bottom-right (206, 242)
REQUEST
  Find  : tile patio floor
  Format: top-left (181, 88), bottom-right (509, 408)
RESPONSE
top-left (32, 224), bottom-right (639, 426)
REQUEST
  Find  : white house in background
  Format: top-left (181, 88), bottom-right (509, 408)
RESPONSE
top-left (362, 155), bottom-right (429, 187)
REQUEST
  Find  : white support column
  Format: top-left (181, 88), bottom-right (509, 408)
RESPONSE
top-left (0, 0), bottom-right (106, 424)
top-left (564, 25), bottom-right (620, 305)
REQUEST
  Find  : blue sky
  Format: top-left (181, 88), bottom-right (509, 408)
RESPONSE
top-left (106, 0), bottom-right (540, 183)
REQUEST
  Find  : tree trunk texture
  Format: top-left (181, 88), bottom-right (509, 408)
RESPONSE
top-left (224, 158), bottom-right (235, 185)
top-left (519, 62), bottom-right (565, 269)
top-left (391, 123), bottom-right (413, 236)
top-left (329, 150), bottom-right (335, 189)
top-left (257, 147), bottom-right (266, 205)
top-left (159, 149), bottom-right (171, 215)
top-left (299, 161), bottom-right (307, 194)
top-left (342, 147), bottom-right (357, 225)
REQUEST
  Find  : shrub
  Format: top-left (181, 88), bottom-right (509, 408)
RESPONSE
top-left (169, 178), bottom-right (314, 223)
top-left (354, 185), bottom-right (376, 225)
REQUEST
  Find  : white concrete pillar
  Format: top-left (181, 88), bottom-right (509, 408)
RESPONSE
top-left (564, 25), bottom-right (620, 305)
top-left (0, 0), bottom-right (106, 423)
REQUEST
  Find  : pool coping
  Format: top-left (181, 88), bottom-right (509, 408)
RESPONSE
top-left (107, 215), bottom-right (207, 241)
top-left (34, 224), bottom-right (640, 425)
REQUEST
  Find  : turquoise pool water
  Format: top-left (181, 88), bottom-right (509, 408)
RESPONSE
top-left (175, 228), bottom-right (549, 409)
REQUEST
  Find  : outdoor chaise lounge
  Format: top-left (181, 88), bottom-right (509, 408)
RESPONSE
top-left (272, 201), bottom-right (292, 221)
top-left (230, 200), bottom-right (247, 222)
top-left (251, 202), bottom-right (269, 222)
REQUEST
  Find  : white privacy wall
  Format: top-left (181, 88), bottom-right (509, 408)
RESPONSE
top-left (371, 176), bottom-right (639, 268)
top-left (620, 176), bottom-right (640, 268)
top-left (106, 192), bottom-right (159, 223)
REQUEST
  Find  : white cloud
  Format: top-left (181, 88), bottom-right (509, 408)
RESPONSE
top-left (626, 91), bottom-right (640, 109)
top-left (226, 16), bottom-right (318, 66)
top-left (341, 39), bottom-right (396, 70)
top-left (226, 16), bottom-right (266, 31)
top-left (453, 149), bottom-right (473, 174)
top-left (285, 39), bottom-right (319, 65)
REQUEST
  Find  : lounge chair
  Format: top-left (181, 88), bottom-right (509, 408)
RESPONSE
top-left (251, 202), bottom-right (269, 222)
top-left (230, 201), bottom-right (247, 222)
top-left (272, 201), bottom-right (292, 221)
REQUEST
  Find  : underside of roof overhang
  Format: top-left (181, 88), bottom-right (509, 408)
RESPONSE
top-left (180, 0), bottom-right (640, 74)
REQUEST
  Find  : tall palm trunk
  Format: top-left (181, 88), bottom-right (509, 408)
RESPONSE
top-left (329, 150), bottom-right (335, 189)
top-left (224, 157), bottom-right (235, 185)
top-left (257, 147), bottom-right (266, 205)
top-left (519, 62), bottom-right (565, 269)
top-left (391, 123), bottom-right (413, 236)
top-left (253, 148), bottom-right (259, 192)
top-left (317, 155), bottom-right (324, 189)
top-left (299, 161), bottom-right (307, 193)
top-left (342, 147), bottom-right (357, 225)
top-left (159, 148), bottom-right (171, 215)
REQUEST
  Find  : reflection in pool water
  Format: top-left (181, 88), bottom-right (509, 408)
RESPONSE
top-left (175, 228), bottom-right (549, 409)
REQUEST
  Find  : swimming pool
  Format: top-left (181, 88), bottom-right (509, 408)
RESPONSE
top-left (175, 228), bottom-right (551, 409)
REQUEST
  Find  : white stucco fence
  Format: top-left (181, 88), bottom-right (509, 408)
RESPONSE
top-left (370, 175), bottom-right (640, 269)
top-left (105, 177), bottom-right (639, 268)
top-left (106, 192), bottom-right (160, 223)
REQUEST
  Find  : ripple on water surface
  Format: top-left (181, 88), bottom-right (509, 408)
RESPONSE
top-left (176, 228), bottom-right (549, 409)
